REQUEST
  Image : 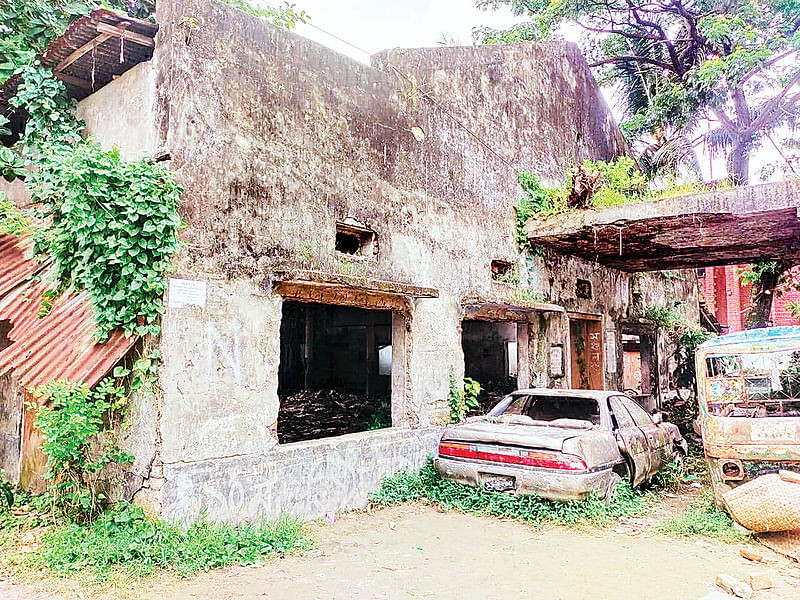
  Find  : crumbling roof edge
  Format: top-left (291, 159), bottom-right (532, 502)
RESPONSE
top-left (525, 179), bottom-right (800, 241)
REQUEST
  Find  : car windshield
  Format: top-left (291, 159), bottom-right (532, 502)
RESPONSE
top-left (705, 350), bottom-right (800, 417)
top-left (489, 394), bottom-right (601, 425)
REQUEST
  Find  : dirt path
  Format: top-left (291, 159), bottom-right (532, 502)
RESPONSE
top-left (136, 504), bottom-right (797, 600)
top-left (3, 503), bottom-right (799, 600)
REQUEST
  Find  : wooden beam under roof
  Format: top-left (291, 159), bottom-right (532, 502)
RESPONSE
top-left (55, 33), bottom-right (111, 73)
top-left (53, 72), bottom-right (92, 90)
top-left (96, 22), bottom-right (155, 48)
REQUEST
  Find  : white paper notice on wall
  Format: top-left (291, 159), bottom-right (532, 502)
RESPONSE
top-left (168, 278), bottom-right (207, 309)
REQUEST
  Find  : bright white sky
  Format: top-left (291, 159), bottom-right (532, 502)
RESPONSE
top-left (293, 0), bottom-right (521, 61)
top-left (284, 1), bottom-right (783, 183)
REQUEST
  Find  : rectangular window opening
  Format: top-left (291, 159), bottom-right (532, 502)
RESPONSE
top-left (278, 301), bottom-right (393, 443)
top-left (491, 260), bottom-right (513, 281)
top-left (335, 223), bottom-right (375, 256)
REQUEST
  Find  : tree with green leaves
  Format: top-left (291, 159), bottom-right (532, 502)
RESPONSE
top-left (477, 0), bottom-right (800, 185)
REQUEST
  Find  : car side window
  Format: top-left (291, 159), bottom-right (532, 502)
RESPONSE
top-left (622, 397), bottom-right (655, 428)
top-left (609, 397), bottom-right (636, 429)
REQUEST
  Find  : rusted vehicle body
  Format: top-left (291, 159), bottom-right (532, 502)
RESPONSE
top-left (695, 327), bottom-right (800, 504)
top-left (434, 389), bottom-right (686, 501)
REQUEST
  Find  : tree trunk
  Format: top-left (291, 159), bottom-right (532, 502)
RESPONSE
top-left (728, 141), bottom-right (750, 186)
top-left (744, 263), bottom-right (788, 329)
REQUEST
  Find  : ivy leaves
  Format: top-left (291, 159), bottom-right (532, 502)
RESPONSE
top-left (11, 65), bottom-right (84, 152)
top-left (29, 142), bottom-right (184, 342)
top-left (0, 146), bottom-right (27, 182)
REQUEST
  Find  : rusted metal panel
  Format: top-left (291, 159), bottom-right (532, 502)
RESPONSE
top-left (0, 234), bottom-right (136, 390)
top-left (696, 327), bottom-right (800, 502)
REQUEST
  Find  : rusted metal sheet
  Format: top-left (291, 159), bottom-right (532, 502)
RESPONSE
top-left (0, 234), bottom-right (137, 391)
top-left (0, 235), bottom-right (38, 297)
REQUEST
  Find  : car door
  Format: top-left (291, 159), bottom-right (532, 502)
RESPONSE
top-left (608, 396), bottom-right (650, 486)
top-left (620, 396), bottom-right (669, 477)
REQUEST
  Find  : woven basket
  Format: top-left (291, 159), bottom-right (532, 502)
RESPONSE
top-left (722, 471), bottom-right (800, 533)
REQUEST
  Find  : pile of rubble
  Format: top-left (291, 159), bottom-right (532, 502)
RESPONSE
top-left (277, 389), bottom-right (391, 444)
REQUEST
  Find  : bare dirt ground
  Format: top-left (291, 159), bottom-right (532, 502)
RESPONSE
top-left (3, 498), bottom-right (799, 600)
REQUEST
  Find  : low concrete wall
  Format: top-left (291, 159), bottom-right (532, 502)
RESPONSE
top-left (160, 426), bottom-right (442, 522)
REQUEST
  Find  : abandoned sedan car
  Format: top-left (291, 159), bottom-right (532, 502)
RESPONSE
top-left (435, 389), bottom-right (687, 501)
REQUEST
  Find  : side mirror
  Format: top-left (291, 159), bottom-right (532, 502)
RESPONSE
top-left (652, 412), bottom-right (663, 424)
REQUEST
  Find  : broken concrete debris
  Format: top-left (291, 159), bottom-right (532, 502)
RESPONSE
top-left (739, 547), bottom-right (763, 562)
top-left (715, 574), bottom-right (752, 599)
top-left (748, 573), bottom-right (773, 591)
top-left (277, 389), bottom-right (391, 444)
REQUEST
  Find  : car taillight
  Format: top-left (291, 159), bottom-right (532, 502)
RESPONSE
top-left (438, 441), bottom-right (586, 471)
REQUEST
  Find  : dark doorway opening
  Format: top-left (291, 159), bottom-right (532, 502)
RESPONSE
top-left (462, 320), bottom-right (518, 412)
top-left (278, 301), bottom-right (392, 444)
top-left (621, 328), bottom-right (658, 411)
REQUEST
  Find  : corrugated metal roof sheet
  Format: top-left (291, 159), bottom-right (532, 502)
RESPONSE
top-left (0, 233), bottom-right (137, 390)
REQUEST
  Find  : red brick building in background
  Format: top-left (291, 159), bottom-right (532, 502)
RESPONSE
top-left (700, 266), bottom-right (800, 333)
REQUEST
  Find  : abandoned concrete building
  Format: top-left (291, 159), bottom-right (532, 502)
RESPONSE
top-left (0, 0), bottom-right (704, 522)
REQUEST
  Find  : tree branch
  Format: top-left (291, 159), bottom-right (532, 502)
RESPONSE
top-left (745, 70), bottom-right (800, 136)
top-left (739, 49), bottom-right (799, 86)
top-left (589, 55), bottom-right (676, 70)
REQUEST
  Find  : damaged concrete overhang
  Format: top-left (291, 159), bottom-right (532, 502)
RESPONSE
top-left (462, 298), bottom-right (565, 322)
top-left (524, 180), bottom-right (800, 272)
top-left (273, 269), bottom-right (438, 312)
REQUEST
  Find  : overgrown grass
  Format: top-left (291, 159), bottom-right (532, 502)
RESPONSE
top-left (370, 459), bottom-right (650, 528)
top-left (656, 489), bottom-right (750, 542)
top-left (654, 444), bottom-right (709, 492)
top-left (6, 503), bottom-right (313, 582)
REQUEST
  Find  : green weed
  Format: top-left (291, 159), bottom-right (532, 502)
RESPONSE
top-left (654, 444), bottom-right (709, 492)
top-left (370, 459), bottom-right (650, 528)
top-left (20, 503), bottom-right (313, 581)
top-left (656, 489), bottom-right (749, 542)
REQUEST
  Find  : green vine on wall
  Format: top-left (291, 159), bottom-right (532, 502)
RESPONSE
top-left (29, 142), bottom-right (184, 341)
top-left (28, 350), bottom-right (159, 522)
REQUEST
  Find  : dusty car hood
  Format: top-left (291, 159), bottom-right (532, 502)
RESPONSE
top-left (440, 421), bottom-right (592, 451)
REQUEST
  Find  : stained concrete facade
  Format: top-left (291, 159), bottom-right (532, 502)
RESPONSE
top-left (4, 0), bottom-right (699, 521)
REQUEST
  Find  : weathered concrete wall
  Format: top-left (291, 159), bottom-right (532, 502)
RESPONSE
top-left (75, 59), bottom-right (157, 161)
top-left (86, 0), bottom-right (696, 522)
top-left (161, 427), bottom-right (442, 523)
top-left (159, 279), bottom-right (281, 463)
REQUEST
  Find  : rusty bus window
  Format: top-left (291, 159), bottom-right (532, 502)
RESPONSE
top-left (705, 350), bottom-right (800, 417)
